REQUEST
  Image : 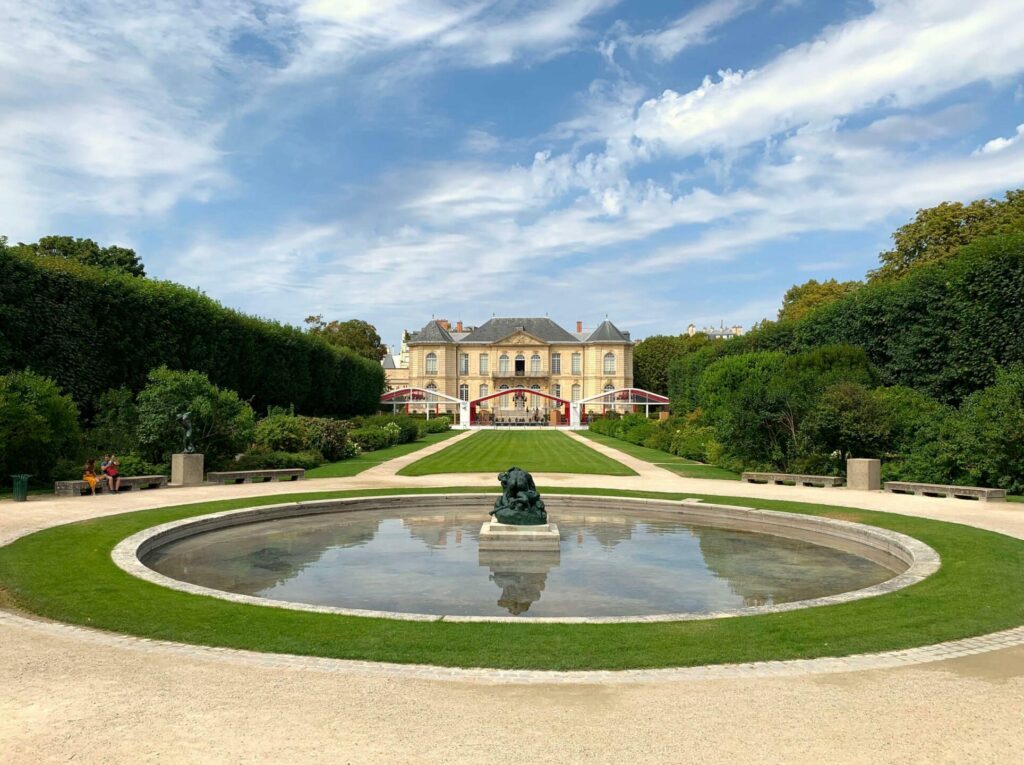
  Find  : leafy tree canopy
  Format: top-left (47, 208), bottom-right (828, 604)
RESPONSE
top-left (778, 278), bottom-right (862, 322)
top-left (633, 334), bottom-right (708, 394)
top-left (0, 370), bottom-right (81, 481)
top-left (869, 189), bottom-right (1024, 282)
top-left (9, 235), bottom-right (145, 277)
top-left (304, 316), bottom-right (387, 362)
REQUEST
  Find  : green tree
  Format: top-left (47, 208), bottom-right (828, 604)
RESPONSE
top-left (136, 367), bottom-right (255, 466)
top-left (89, 387), bottom-right (140, 454)
top-left (304, 316), bottom-right (387, 362)
top-left (942, 366), bottom-right (1024, 493)
top-left (12, 235), bottom-right (145, 277)
top-left (633, 334), bottom-right (707, 394)
top-left (869, 189), bottom-right (1024, 281)
top-left (798, 382), bottom-right (891, 473)
top-left (0, 371), bottom-right (81, 482)
top-left (778, 279), bottom-right (862, 322)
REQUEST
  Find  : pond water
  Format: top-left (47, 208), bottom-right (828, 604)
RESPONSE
top-left (143, 508), bottom-right (895, 618)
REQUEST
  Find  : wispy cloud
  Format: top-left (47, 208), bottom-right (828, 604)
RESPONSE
top-left (621, 0), bottom-right (758, 61)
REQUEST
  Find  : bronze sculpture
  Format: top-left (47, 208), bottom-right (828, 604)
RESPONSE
top-left (490, 467), bottom-right (547, 525)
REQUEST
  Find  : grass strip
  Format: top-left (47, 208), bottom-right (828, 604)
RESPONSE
top-left (578, 430), bottom-right (740, 480)
top-left (398, 431), bottom-right (636, 476)
top-left (1, 487), bottom-right (1022, 670)
top-left (307, 430), bottom-right (462, 478)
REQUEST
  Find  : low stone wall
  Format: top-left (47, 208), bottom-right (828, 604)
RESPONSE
top-left (113, 494), bottom-right (940, 625)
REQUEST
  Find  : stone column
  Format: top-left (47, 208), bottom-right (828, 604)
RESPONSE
top-left (847, 458), bottom-right (881, 491)
top-left (171, 453), bottom-right (205, 486)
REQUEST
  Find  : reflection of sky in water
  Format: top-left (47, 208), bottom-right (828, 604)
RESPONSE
top-left (144, 510), bottom-right (894, 618)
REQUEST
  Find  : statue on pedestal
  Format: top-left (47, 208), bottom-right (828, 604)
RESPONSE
top-left (490, 467), bottom-right (547, 526)
top-left (176, 411), bottom-right (196, 454)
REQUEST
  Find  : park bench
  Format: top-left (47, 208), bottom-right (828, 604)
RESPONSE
top-left (206, 468), bottom-right (305, 484)
top-left (741, 471), bottom-right (845, 488)
top-left (883, 481), bottom-right (1006, 502)
top-left (54, 475), bottom-right (168, 496)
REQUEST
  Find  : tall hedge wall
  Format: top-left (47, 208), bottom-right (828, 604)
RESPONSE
top-left (0, 251), bottom-right (385, 418)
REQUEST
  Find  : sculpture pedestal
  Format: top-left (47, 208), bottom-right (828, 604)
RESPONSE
top-left (171, 453), bottom-right (204, 486)
top-left (847, 458), bottom-right (881, 491)
top-left (479, 521), bottom-right (560, 551)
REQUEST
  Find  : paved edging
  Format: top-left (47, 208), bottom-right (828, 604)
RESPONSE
top-left (2, 606), bottom-right (1021, 684)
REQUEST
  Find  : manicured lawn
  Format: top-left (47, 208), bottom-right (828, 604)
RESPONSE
top-left (579, 430), bottom-right (741, 480)
top-left (398, 430), bottom-right (637, 476)
top-left (1, 487), bottom-right (1022, 670)
top-left (307, 430), bottom-right (462, 478)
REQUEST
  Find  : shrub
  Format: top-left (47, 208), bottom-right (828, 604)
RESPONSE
top-left (349, 425), bottom-right (400, 452)
top-left (253, 413), bottom-right (310, 453)
top-left (303, 417), bottom-right (354, 461)
top-left (357, 414), bottom-right (419, 444)
top-left (0, 371), bottom-right (81, 484)
top-left (89, 386), bottom-right (139, 454)
top-left (419, 416), bottom-right (451, 435)
top-left (232, 450), bottom-right (324, 471)
top-left (112, 454), bottom-right (167, 477)
top-left (136, 367), bottom-right (256, 466)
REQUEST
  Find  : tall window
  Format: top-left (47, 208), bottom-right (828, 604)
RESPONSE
top-left (479, 384), bottom-right (489, 398)
top-left (571, 352), bottom-right (581, 375)
top-left (603, 352), bottom-right (616, 374)
top-left (571, 384), bottom-right (581, 401)
top-left (551, 353), bottom-right (561, 374)
top-left (425, 352), bottom-right (437, 374)
top-left (479, 354), bottom-right (489, 374)
top-left (530, 353), bottom-right (541, 373)
top-left (459, 353), bottom-right (469, 375)
top-left (499, 354), bottom-right (510, 373)
top-left (459, 384), bottom-right (469, 401)
top-left (499, 383), bottom-right (510, 407)
top-left (552, 383), bottom-right (561, 399)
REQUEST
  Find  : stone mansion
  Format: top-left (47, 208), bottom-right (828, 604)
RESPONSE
top-left (383, 317), bottom-right (634, 410)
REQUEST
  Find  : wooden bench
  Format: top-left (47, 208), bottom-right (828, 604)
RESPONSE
top-left (884, 481), bottom-right (1006, 502)
top-left (741, 472), bottom-right (845, 488)
top-left (206, 468), bottom-right (305, 485)
top-left (55, 475), bottom-right (168, 496)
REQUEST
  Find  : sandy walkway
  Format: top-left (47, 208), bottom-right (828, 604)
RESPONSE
top-left (2, 433), bottom-right (1023, 763)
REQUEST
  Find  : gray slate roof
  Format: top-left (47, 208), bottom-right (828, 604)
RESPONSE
top-left (407, 319), bottom-right (455, 344)
top-left (381, 355), bottom-right (397, 369)
top-left (586, 319), bottom-right (631, 343)
top-left (461, 317), bottom-right (580, 344)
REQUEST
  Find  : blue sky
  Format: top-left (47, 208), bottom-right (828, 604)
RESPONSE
top-left (3, 1), bottom-right (1024, 349)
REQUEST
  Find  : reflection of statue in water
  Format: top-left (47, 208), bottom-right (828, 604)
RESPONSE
top-left (490, 467), bottom-right (546, 525)
top-left (176, 411), bottom-right (196, 454)
top-left (479, 549), bottom-right (559, 615)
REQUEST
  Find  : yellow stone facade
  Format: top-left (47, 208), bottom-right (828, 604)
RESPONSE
top-left (384, 318), bottom-right (633, 413)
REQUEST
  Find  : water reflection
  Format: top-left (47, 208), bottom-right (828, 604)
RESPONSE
top-left (478, 550), bottom-right (560, 615)
top-left (144, 508), bottom-right (895, 618)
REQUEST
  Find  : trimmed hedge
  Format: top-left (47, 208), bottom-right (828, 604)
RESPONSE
top-left (0, 251), bottom-right (384, 418)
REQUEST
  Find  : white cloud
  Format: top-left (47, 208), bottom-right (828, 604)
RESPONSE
top-left (634, 0), bottom-right (1024, 157)
top-left (976, 124), bottom-right (1024, 155)
top-left (623, 0), bottom-right (757, 61)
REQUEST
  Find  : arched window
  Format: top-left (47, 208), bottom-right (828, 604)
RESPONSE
top-left (499, 383), bottom-right (510, 407)
top-left (603, 352), bottom-right (616, 374)
top-left (479, 384), bottom-right (489, 398)
top-left (530, 384), bottom-right (541, 391)
top-left (571, 352), bottom-right (582, 375)
top-left (604, 383), bottom-right (615, 393)
top-left (552, 383), bottom-right (561, 399)
top-left (530, 353), bottom-right (541, 373)
top-left (459, 353), bottom-right (469, 375)
top-left (459, 384), bottom-right (469, 401)
top-left (425, 352), bottom-right (437, 374)
top-left (514, 353), bottom-right (525, 376)
top-left (571, 384), bottom-right (581, 401)
top-left (551, 353), bottom-right (561, 374)
top-left (499, 354), bottom-right (509, 373)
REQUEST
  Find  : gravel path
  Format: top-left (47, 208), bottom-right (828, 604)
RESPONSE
top-left (3, 434), bottom-right (1023, 763)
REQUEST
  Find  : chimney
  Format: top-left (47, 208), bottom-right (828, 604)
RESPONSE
top-left (576, 320), bottom-right (583, 333)
top-left (437, 319), bottom-right (449, 330)
top-left (456, 320), bottom-right (463, 332)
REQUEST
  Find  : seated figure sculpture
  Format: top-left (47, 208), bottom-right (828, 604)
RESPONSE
top-left (490, 467), bottom-right (547, 526)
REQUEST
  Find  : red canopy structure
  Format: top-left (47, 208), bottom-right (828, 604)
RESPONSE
top-left (469, 387), bottom-right (570, 425)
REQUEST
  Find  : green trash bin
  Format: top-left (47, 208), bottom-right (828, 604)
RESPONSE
top-left (11, 474), bottom-right (32, 502)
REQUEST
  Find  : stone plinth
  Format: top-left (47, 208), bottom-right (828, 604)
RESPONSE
top-left (549, 409), bottom-right (560, 426)
top-left (479, 521), bottom-right (560, 551)
top-left (847, 458), bottom-right (881, 491)
top-left (171, 453), bottom-right (205, 486)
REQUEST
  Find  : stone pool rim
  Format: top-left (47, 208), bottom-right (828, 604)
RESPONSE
top-left (112, 494), bottom-right (941, 624)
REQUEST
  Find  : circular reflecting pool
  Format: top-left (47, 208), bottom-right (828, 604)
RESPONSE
top-left (142, 507), bottom-right (897, 618)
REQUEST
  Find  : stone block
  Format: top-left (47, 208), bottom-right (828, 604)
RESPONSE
top-left (847, 458), bottom-right (881, 491)
top-left (171, 453), bottom-right (205, 486)
top-left (478, 521), bottom-right (561, 551)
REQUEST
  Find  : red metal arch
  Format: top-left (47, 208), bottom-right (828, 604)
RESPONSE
top-left (470, 387), bottom-right (569, 424)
